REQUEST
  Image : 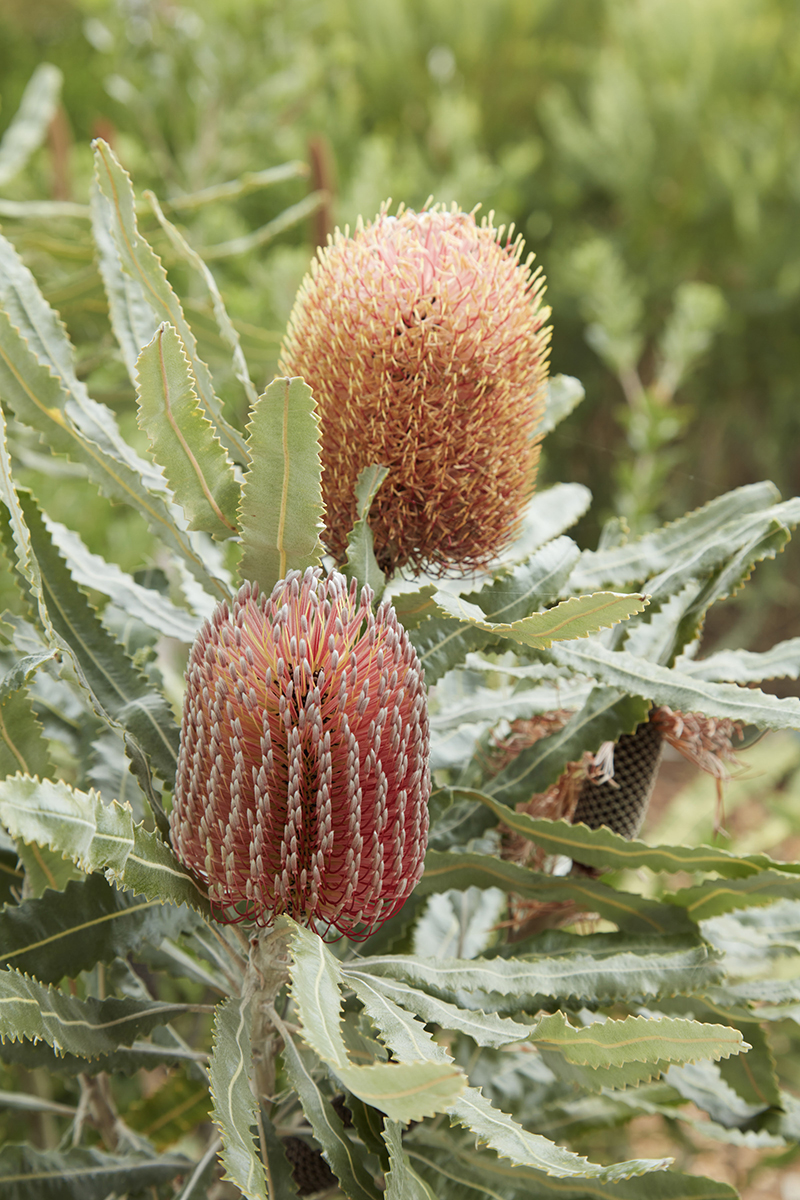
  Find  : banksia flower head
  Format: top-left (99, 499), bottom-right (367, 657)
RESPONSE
top-left (279, 203), bottom-right (551, 576)
top-left (170, 569), bottom-right (430, 938)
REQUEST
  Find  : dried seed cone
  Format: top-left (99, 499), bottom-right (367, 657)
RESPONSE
top-left (170, 569), bottom-right (430, 937)
top-left (279, 204), bottom-right (551, 575)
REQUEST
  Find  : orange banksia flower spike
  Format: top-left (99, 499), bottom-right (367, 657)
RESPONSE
top-left (170, 569), bottom-right (430, 938)
top-left (279, 203), bottom-right (551, 576)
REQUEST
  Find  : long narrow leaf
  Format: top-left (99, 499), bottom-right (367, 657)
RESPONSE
top-left (208, 997), bottom-right (268, 1200)
top-left (92, 138), bottom-right (247, 463)
top-left (238, 377), bottom-right (324, 593)
top-left (0, 774), bottom-right (210, 915)
top-left (0, 64), bottom-right (62, 187)
top-left (136, 322), bottom-right (239, 538)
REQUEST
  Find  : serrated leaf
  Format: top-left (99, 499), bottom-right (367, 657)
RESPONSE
top-left (208, 996), bottom-right (268, 1200)
top-left (407, 1131), bottom-right (737, 1199)
top-left (531, 1011), bottom-right (746, 1068)
top-left (0, 1033), bottom-right (208, 1077)
top-left (19, 492), bottom-right (180, 781)
top-left (345, 974), bottom-right (453, 1065)
top-left (0, 683), bottom-right (53, 783)
top-left (238, 377), bottom-right (324, 592)
top-left (135, 323), bottom-right (239, 538)
top-left (0, 774), bottom-right (211, 915)
top-left (449, 1086), bottom-right (670, 1179)
top-left (383, 1119), bottom-right (438, 1200)
top-left (672, 871), bottom-right (800, 921)
top-left (417, 849), bottom-right (695, 935)
top-left (677, 638), bottom-right (800, 684)
top-left (345, 969), bottom-right (533, 1048)
top-left (546, 639), bottom-right (800, 730)
top-left (91, 138), bottom-right (246, 464)
top-left (343, 463), bottom-right (389, 596)
top-left (539, 374), bottom-right (585, 435)
top-left (350, 938), bottom-right (721, 1007)
top-left (0, 1145), bottom-right (190, 1200)
top-left (278, 1027), bottom-right (382, 1200)
top-left (0, 874), bottom-right (192, 983)
top-left (433, 589), bottom-right (648, 651)
top-left (503, 482), bottom-right (593, 561)
top-left (410, 537), bottom-right (581, 685)
top-left (454, 793), bottom-right (800, 880)
top-left (288, 919), bottom-right (465, 1121)
top-left (146, 189), bottom-right (259, 407)
top-left (487, 687), bottom-right (650, 806)
top-left (568, 481), bottom-right (781, 593)
top-left (0, 238), bottom-right (228, 602)
top-left (0, 64), bottom-right (62, 187)
top-left (0, 966), bottom-right (196, 1058)
top-left (14, 840), bottom-right (81, 898)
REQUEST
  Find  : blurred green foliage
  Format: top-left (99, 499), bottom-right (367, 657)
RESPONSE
top-left (1, 0), bottom-right (799, 643)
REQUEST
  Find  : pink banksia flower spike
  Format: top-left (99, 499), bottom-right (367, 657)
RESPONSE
top-left (279, 202), bottom-right (551, 576)
top-left (170, 569), bottom-right (430, 938)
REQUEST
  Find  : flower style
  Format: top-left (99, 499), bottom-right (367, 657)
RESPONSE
top-left (279, 203), bottom-right (551, 575)
top-left (170, 569), bottom-right (430, 937)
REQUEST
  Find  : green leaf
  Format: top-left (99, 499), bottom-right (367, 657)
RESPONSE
top-left (0, 774), bottom-right (211, 915)
top-left (487, 688), bottom-right (650, 806)
top-left (135, 323), bottom-right (240, 539)
top-left (13, 841), bottom-right (81, 898)
top-left (343, 464), bottom-right (390, 596)
top-left (0, 236), bottom-right (228, 602)
top-left (287, 919), bottom-right (466, 1121)
top-left (417, 850), bottom-right (695, 935)
top-left (448, 1086), bottom-right (670, 1179)
top-left (350, 937), bottom-right (721, 1007)
top-left (0, 873), bottom-right (192, 983)
top-left (410, 537), bottom-right (581, 685)
top-left (507, 482), bottom-right (593, 558)
top-left (407, 1131), bottom-right (738, 1199)
top-left (454, 794), bottom-right (800, 880)
top-left (278, 1027), bottom-right (382, 1200)
top-left (0, 1032), bottom-right (208, 1077)
top-left (91, 138), bottom-right (247, 464)
top-left (0, 682), bottom-right (53, 783)
top-left (0, 64), bottom-right (62, 188)
top-left (547, 639), bottom-right (800, 730)
top-left (19, 492), bottom-right (180, 782)
top-left (531, 1011), bottom-right (746, 1069)
top-left (345, 969), bottom-right (533, 1049)
top-left (0, 1145), bottom-right (191, 1200)
top-left (238, 377), bottom-right (324, 593)
top-left (539, 374), bottom-right (585, 436)
top-left (44, 515), bottom-right (199, 641)
top-left (0, 966), bottom-right (197, 1058)
top-left (345, 974), bottom-right (454, 1065)
top-left (568, 481), bottom-right (781, 592)
top-left (678, 638), bottom-right (800, 683)
top-left (383, 1119), bottom-right (438, 1200)
top-left (432, 589), bottom-right (648, 651)
top-left (146, 188), bottom-right (259, 407)
top-left (208, 996), bottom-right (268, 1200)
top-left (672, 871), bottom-right (800, 921)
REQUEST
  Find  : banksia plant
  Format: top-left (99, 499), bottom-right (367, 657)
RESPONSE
top-left (169, 568), bottom-right (430, 937)
top-left (279, 203), bottom-right (551, 576)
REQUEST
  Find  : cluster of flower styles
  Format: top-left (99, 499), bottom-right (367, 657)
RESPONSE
top-left (170, 569), bottom-right (430, 938)
top-left (279, 203), bottom-right (551, 576)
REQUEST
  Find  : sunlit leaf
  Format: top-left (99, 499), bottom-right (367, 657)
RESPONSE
top-left (238, 377), bottom-right (324, 593)
top-left (135, 322), bottom-right (239, 539)
top-left (208, 996), bottom-right (268, 1200)
top-left (91, 138), bottom-right (247, 464)
top-left (343, 463), bottom-right (390, 596)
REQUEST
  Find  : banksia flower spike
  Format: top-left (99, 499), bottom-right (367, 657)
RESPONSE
top-left (170, 569), bottom-right (430, 938)
top-left (279, 203), bottom-right (551, 576)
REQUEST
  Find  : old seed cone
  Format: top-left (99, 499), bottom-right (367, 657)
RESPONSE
top-left (170, 569), bottom-right (430, 937)
top-left (279, 203), bottom-right (551, 575)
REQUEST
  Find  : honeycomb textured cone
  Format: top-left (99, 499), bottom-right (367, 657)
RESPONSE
top-left (279, 204), bottom-right (551, 575)
top-left (169, 569), bottom-right (430, 937)
top-left (572, 721), bottom-right (665, 840)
